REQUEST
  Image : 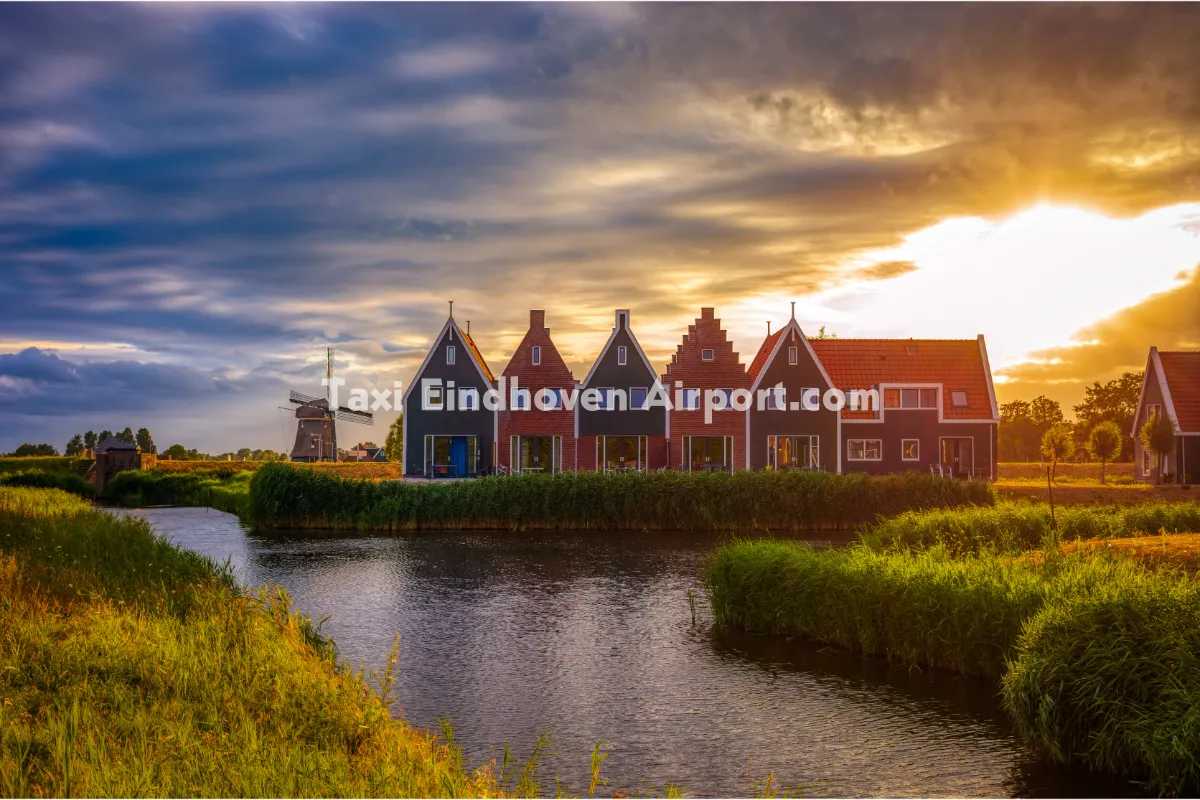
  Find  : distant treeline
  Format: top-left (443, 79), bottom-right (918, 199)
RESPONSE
top-left (1000, 371), bottom-right (1141, 462)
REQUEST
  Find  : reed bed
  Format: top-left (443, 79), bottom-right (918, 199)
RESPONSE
top-left (249, 463), bottom-right (994, 531)
top-left (0, 468), bottom-right (95, 498)
top-left (860, 500), bottom-right (1200, 555)
top-left (706, 536), bottom-right (1200, 792)
top-left (105, 469), bottom-right (252, 517)
top-left (0, 487), bottom-right (506, 797)
top-left (0, 456), bottom-right (91, 476)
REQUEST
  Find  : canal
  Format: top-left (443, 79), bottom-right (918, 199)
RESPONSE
top-left (116, 506), bottom-right (1136, 798)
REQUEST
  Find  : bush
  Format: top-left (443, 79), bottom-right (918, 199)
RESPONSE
top-left (860, 501), bottom-right (1200, 555)
top-left (248, 463), bottom-right (995, 531)
top-left (0, 469), bottom-right (94, 498)
top-left (105, 469), bottom-right (251, 517)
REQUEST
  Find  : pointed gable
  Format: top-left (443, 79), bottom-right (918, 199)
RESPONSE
top-left (580, 309), bottom-right (658, 388)
top-left (501, 310), bottom-right (575, 387)
top-left (664, 307), bottom-right (747, 387)
top-left (1158, 351), bottom-right (1200, 432)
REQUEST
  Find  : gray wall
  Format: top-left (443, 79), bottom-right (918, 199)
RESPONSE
top-left (577, 321), bottom-right (667, 438)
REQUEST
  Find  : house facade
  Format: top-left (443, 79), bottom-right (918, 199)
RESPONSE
top-left (745, 317), bottom-right (841, 471)
top-left (497, 310), bottom-right (576, 474)
top-left (576, 309), bottom-right (669, 471)
top-left (401, 315), bottom-right (497, 477)
top-left (810, 337), bottom-right (1000, 480)
top-left (1132, 348), bottom-right (1200, 484)
top-left (663, 308), bottom-right (748, 471)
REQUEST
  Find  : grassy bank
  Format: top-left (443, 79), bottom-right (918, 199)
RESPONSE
top-left (0, 456), bottom-right (92, 477)
top-left (706, 538), bottom-right (1200, 792)
top-left (860, 500), bottom-right (1200, 555)
top-left (0, 468), bottom-right (94, 498)
top-left (246, 463), bottom-right (993, 531)
top-left (0, 487), bottom-right (506, 796)
top-left (105, 469), bottom-right (252, 517)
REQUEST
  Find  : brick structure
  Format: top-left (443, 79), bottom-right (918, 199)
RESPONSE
top-left (497, 310), bottom-right (576, 474)
top-left (663, 307), bottom-right (749, 471)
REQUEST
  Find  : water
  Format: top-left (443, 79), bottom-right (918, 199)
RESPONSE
top-left (116, 507), bottom-right (1140, 798)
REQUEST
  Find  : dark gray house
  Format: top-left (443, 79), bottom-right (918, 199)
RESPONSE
top-left (1132, 347), bottom-right (1199, 484)
top-left (745, 316), bottom-right (840, 471)
top-left (576, 309), bottom-right (669, 471)
top-left (401, 315), bottom-right (496, 477)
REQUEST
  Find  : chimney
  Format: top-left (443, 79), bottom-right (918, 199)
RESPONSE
top-left (701, 307), bottom-right (715, 320)
top-left (616, 309), bottom-right (630, 329)
top-left (530, 310), bottom-right (545, 332)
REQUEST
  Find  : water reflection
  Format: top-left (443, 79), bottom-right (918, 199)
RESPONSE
top-left (117, 507), bottom-right (1143, 798)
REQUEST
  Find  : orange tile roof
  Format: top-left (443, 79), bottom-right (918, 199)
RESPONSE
top-left (809, 338), bottom-right (995, 420)
top-left (461, 328), bottom-right (495, 383)
top-left (747, 328), bottom-right (784, 383)
top-left (1160, 351), bottom-right (1200, 432)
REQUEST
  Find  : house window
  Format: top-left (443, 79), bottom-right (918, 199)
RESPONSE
top-left (1142, 449), bottom-right (1153, 476)
top-left (630, 387), bottom-right (648, 409)
top-left (901, 388), bottom-right (920, 408)
top-left (847, 439), bottom-right (882, 461)
top-left (902, 439), bottom-right (920, 461)
top-left (531, 345), bottom-right (541, 365)
top-left (459, 388), bottom-right (479, 410)
top-left (683, 389), bottom-right (701, 410)
top-left (596, 387), bottom-right (615, 410)
top-left (767, 387), bottom-right (787, 410)
top-left (1147, 403), bottom-right (1161, 423)
top-left (769, 435), bottom-right (819, 469)
top-left (788, 346), bottom-right (798, 365)
top-left (701, 348), bottom-right (714, 362)
top-left (446, 346), bottom-right (456, 365)
top-left (540, 388), bottom-right (562, 409)
top-left (919, 388), bottom-right (938, 408)
top-left (951, 390), bottom-right (969, 408)
top-left (884, 388), bottom-right (901, 408)
top-left (513, 389), bottom-right (530, 410)
top-left (617, 346), bottom-right (627, 366)
top-left (424, 385), bottom-right (444, 411)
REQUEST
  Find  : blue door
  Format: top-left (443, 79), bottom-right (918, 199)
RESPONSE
top-left (449, 437), bottom-right (469, 477)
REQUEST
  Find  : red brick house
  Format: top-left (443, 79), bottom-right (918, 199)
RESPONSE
top-left (497, 310), bottom-right (576, 474)
top-left (809, 336), bottom-right (1000, 479)
top-left (663, 307), bottom-right (749, 471)
top-left (1132, 348), bottom-right (1200, 484)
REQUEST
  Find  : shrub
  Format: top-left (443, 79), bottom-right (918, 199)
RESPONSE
top-left (105, 469), bottom-right (251, 517)
top-left (248, 463), bottom-right (995, 531)
top-left (0, 469), bottom-right (94, 498)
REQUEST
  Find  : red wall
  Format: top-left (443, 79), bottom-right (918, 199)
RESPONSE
top-left (497, 310), bottom-right (577, 472)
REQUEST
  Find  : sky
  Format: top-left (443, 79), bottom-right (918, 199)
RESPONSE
top-left (2, 3), bottom-right (1199, 454)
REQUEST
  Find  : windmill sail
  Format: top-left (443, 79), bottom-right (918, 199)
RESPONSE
top-left (287, 347), bottom-right (373, 462)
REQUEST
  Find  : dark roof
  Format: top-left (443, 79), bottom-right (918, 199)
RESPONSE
top-left (1159, 351), bottom-right (1200, 432)
top-left (747, 328), bottom-right (785, 382)
top-left (461, 326), bottom-right (496, 383)
top-left (809, 338), bottom-right (996, 420)
top-left (96, 436), bottom-right (138, 453)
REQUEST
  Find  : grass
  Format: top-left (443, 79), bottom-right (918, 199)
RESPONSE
top-left (0, 469), bottom-right (94, 499)
top-left (248, 463), bottom-right (994, 532)
top-left (0, 486), bottom-right (509, 797)
top-left (0, 457), bottom-right (92, 477)
top-left (105, 469), bottom-right (252, 518)
top-left (154, 460), bottom-right (408, 480)
top-left (706, 536), bottom-right (1200, 792)
top-left (859, 500), bottom-right (1200, 555)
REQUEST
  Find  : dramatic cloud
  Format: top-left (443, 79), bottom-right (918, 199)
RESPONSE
top-left (1, 3), bottom-right (1199, 451)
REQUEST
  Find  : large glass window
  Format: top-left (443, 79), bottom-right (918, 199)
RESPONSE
top-left (684, 436), bottom-right (732, 472)
top-left (847, 439), bottom-right (882, 460)
top-left (600, 436), bottom-right (645, 472)
top-left (768, 435), bottom-right (819, 469)
top-left (425, 435), bottom-right (478, 478)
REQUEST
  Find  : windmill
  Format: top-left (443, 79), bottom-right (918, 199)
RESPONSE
top-left (288, 347), bottom-right (373, 462)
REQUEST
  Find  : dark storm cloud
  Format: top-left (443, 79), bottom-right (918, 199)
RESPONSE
top-left (2, 3), bottom-right (1200, 449)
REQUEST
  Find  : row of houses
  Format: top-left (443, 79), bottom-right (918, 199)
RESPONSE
top-left (400, 307), bottom-right (1001, 479)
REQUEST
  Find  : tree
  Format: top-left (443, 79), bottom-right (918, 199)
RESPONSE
top-left (83, 431), bottom-right (97, 451)
top-left (1087, 421), bottom-right (1124, 484)
top-left (385, 413), bottom-right (403, 463)
top-left (98, 430), bottom-right (113, 446)
top-left (163, 444), bottom-right (189, 460)
top-left (1074, 371), bottom-right (1142, 462)
top-left (236, 447), bottom-right (252, 461)
top-left (1028, 396), bottom-right (1065, 430)
top-left (1140, 410), bottom-right (1176, 485)
top-left (136, 427), bottom-right (156, 454)
top-left (815, 325), bottom-right (838, 339)
top-left (65, 434), bottom-right (85, 456)
top-left (117, 427), bottom-right (136, 445)
top-left (11, 443), bottom-right (58, 457)
top-left (1041, 423), bottom-right (1075, 481)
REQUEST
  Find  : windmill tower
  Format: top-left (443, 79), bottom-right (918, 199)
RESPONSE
top-left (288, 347), bottom-right (373, 462)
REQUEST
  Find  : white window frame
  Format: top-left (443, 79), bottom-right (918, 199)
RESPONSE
top-left (531, 345), bottom-right (541, 366)
top-left (630, 386), bottom-right (648, 409)
top-left (458, 387), bottom-right (479, 410)
top-left (902, 439), bottom-right (920, 461)
top-left (424, 385), bottom-right (444, 411)
top-left (701, 348), bottom-right (714, 362)
top-left (900, 388), bottom-right (920, 409)
top-left (683, 388), bottom-right (701, 411)
top-left (512, 388), bottom-right (530, 410)
top-left (950, 390), bottom-right (969, 408)
top-left (617, 346), bottom-right (627, 366)
top-left (446, 345), bottom-right (456, 365)
top-left (847, 439), bottom-right (882, 461)
top-left (597, 387), bottom-right (615, 410)
top-left (767, 434), bottom-right (820, 469)
top-left (788, 346), bottom-right (798, 365)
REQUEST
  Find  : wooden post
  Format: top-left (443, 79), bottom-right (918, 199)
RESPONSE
top-left (1047, 464), bottom-right (1056, 531)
